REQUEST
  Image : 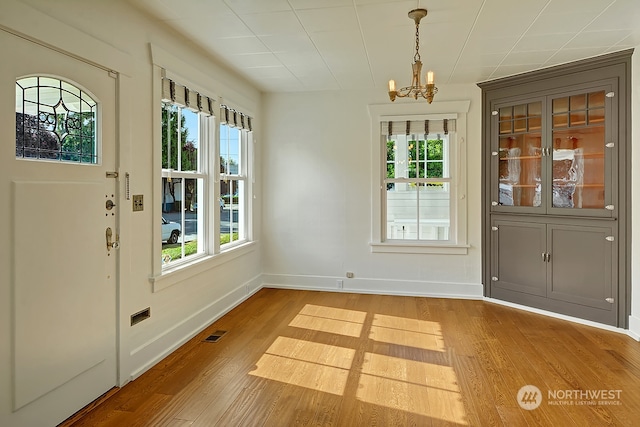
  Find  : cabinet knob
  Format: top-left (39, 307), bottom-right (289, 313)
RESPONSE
top-left (605, 298), bottom-right (614, 304)
top-left (491, 276), bottom-right (498, 281)
top-left (491, 226), bottom-right (498, 231)
top-left (605, 236), bottom-right (615, 242)
top-left (491, 201), bottom-right (498, 206)
top-left (605, 205), bottom-right (614, 211)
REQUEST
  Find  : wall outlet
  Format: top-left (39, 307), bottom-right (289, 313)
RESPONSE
top-left (336, 279), bottom-right (343, 289)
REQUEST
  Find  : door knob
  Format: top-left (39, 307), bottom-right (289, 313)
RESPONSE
top-left (106, 227), bottom-right (119, 251)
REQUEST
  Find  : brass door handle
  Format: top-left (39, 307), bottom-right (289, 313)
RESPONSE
top-left (106, 227), bottom-right (120, 250)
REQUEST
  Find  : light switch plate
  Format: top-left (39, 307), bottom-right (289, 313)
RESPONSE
top-left (133, 194), bottom-right (144, 212)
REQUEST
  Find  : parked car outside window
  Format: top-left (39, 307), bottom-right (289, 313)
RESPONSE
top-left (161, 217), bottom-right (181, 244)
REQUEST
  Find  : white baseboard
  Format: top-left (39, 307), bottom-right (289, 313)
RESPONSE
top-left (629, 315), bottom-right (640, 341)
top-left (128, 274), bottom-right (263, 380)
top-left (261, 273), bottom-right (483, 299)
top-left (485, 297), bottom-right (631, 336)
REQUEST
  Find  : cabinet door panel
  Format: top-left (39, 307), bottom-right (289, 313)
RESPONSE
top-left (492, 221), bottom-right (546, 296)
top-left (547, 224), bottom-right (614, 311)
top-left (549, 88), bottom-right (612, 216)
top-left (491, 100), bottom-right (545, 213)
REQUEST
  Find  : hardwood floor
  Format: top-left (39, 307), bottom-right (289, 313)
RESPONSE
top-left (61, 289), bottom-right (640, 426)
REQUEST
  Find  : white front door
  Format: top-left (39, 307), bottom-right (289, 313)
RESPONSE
top-left (0, 29), bottom-right (118, 426)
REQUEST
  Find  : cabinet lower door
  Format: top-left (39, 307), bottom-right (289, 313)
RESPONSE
top-left (547, 224), bottom-right (615, 312)
top-left (492, 220), bottom-right (547, 297)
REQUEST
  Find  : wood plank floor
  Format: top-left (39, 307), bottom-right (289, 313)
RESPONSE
top-left (61, 289), bottom-right (640, 426)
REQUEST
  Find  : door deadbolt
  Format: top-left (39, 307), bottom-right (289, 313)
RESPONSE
top-left (106, 227), bottom-right (120, 251)
top-left (106, 199), bottom-right (116, 210)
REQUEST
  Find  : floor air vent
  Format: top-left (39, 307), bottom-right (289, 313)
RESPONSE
top-left (204, 330), bottom-right (228, 343)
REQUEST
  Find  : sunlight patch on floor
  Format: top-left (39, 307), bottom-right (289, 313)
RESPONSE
top-left (369, 314), bottom-right (445, 351)
top-left (289, 304), bottom-right (366, 337)
top-left (249, 336), bottom-right (354, 395)
top-left (358, 352), bottom-right (467, 424)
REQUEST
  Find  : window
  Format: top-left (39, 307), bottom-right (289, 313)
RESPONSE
top-left (219, 105), bottom-right (252, 247)
top-left (385, 130), bottom-right (451, 240)
top-left (16, 76), bottom-right (97, 163)
top-left (160, 78), bottom-right (215, 268)
top-left (369, 102), bottom-right (470, 254)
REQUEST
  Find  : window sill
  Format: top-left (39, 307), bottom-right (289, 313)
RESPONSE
top-left (370, 242), bottom-right (469, 255)
top-left (149, 241), bottom-right (256, 293)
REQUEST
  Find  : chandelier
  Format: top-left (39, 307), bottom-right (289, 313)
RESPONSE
top-left (388, 8), bottom-right (438, 103)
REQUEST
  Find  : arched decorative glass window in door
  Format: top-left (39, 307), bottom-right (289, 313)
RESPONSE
top-left (15, 76), bottom-right (98, 163)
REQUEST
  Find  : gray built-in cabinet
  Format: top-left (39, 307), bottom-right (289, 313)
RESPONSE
top-left (479, 50), bottom-right (632, 327)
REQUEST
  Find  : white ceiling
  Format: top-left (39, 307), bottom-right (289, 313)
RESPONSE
top-left (129, 0), bottom-right (640, 93)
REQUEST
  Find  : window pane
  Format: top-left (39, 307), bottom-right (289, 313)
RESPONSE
top-left (181, 109), bottom-right (199, 172)
top-left (220, 124), bottom-right (240, 175)
top-left (161, 177), bottom-right (204, 265)
top-left (162, 103), bottom-right (179, 170)
top-left (221, 178), bottom-right (244, 245)
top-left (16, 76), bottom-right (97, 163)
top-left (386, 184), bottom-right (418, 240)
top-left (418, 184), bottom-right (450, 240)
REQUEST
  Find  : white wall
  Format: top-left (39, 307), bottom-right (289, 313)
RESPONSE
top-left (261, 85), bottom-right (483, 297)
top-left (0, 1), bottom-right (263, 421)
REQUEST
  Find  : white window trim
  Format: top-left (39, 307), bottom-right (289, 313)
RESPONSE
top-left (149, 63), bottom-right (255, 292)
top-left (368, 101), bottom-right (470, 254)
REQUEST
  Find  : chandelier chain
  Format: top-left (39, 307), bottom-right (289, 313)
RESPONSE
top-left (414, 22), bottom-right (421, 62)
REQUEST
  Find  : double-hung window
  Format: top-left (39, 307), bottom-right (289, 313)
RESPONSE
top-left (219, 105), bottom-right (251, 247)
top-left (369, 102), bottom-right (470, 254)
top-left (160, 79), bottom-right (214, 267)
top-left (384, 122), bottom-right (452, 241)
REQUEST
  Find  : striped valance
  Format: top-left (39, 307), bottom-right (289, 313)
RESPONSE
top-left (161, 78), bottom-right (215, 116)
top-left (381, 119), bottom-right (456, 136)
top-left (220, 104), bottom-right (252, 132)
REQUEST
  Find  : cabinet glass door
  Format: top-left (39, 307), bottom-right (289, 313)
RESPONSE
top-left (496, 101), bottom-right (542, 208)
top-left (551, 91), bottom-right (606, 210)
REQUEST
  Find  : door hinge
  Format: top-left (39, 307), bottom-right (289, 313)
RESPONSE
top-left (106, 171), bottom-right (119, 179)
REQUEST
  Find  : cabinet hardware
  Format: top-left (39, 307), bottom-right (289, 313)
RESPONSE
top-left (492, 110), bottom-right (498, 116)
top-left (491, 201), bottom-right (498, 206)
top-left (605, 298), bottom-right (614, 303)
top-left (605, 142), bottom-right (615, 148)
top-left (491, 151), bottom-right (498, 156)
top-left (491, 276), bottom-right (498, 281)
top-left (106, 171), bottom-right (119, 178)
top-left (605, 92), bottom-right (615, 98)
top-left (542, 252), bottom-right (546, 262)
top-left (605, 205), bottom-right (614, 211)
top-left (605, 236), bottom-right (615, 242)
top-left (546, 253), bottom-right (551, 262)
top-left (491, 226), bottom-right (498, 231)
